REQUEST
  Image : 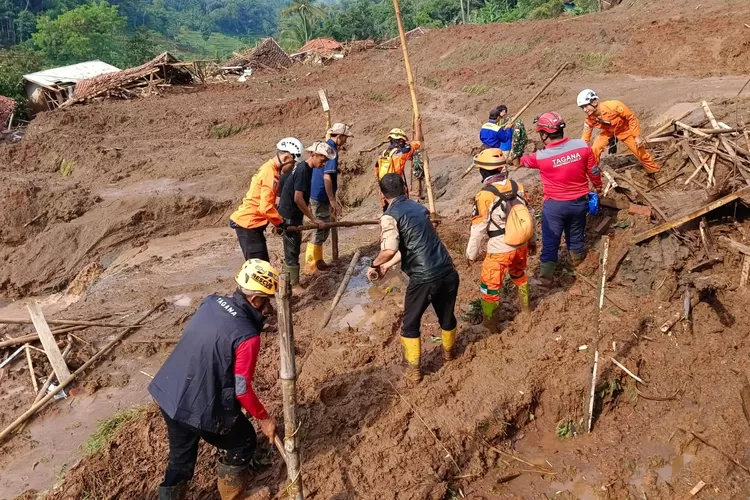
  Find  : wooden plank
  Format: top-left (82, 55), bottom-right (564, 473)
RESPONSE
top-left (594, 216), bottom-right (613, 234)
top-left (631, 187), bottom-right (750, 244)
top-left (26, 303), bottom-right (71, 384)
top-left (741, 256), bottom-right (750, 287)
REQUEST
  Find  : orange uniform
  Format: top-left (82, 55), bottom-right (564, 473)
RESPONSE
top-left (376, 141), bottom-right (421, 208)
top-left (230, 159), bottom-right (284, 229)
top-left (582, 100), bottom-right (660, 173)
top-left (466, 178), bottom-right (534, 314)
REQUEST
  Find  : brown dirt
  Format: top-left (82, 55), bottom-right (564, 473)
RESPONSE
top-left (2, 0), bottom-right (750, 498)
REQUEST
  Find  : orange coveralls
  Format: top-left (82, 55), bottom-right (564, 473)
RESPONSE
top-left (376, 141), bottom-right (421, 208)
top-left (466, 179), bottom-right (533, 306)
top-left (230, 159), bottom-right (284, 229)
top-left (581, 100), bottom-right (660, 173)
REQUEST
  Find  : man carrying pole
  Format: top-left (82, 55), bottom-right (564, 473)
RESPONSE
top-left (368, 174), bottom-right (459, 383)
top-left (305, 123), bottom-right (353, 273)
top-left (375, 121), bottom-right (423, 211)
top-left (148, 259), bottom-right (280, 500)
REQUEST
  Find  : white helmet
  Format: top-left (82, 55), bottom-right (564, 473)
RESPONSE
top-left (276, 137), bottom-right (303, 159)
top-left (577, 89), bottom-right (599, 107)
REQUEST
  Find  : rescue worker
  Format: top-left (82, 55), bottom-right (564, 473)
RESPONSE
top-left (520, 112), bottom-right (602, 284)
top-left (480, 105), bottom-right (513, 156)
top-left (578, 89), bottom-right (660, 173)
top-left (305, 123), bottom-right (353, 273)
top-left (148, 259), bottom-right (280, 500)
top-left (368, 173), bottom-right (459, 382)
top-left (229, 138), bottom-right (302, 262)
top-left (466, 149), bottom-right (536, 321)
top-left (277, 141), bottom-right (336, 291)
top-left (376, 117), bottom-right (423, 211)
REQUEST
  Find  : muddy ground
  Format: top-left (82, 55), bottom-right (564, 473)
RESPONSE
top-left (2, 0), bottom-right (750, 498)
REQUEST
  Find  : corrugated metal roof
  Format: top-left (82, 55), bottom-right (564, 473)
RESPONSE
top-left (24, 61), bottom-right (121, 90)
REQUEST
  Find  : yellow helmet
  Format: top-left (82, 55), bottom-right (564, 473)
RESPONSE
top-left (235, 259), bottom-right (280, 296)
top-left (388, 128), bottom-right (408, 140)
top-left (473, 148), bottom-right (508, 171)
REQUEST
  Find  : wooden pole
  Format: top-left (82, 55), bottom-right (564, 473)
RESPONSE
top-left (25, 345), bottom-right (39, 394)
top-left (646, 108), bottom-right (694, 139)
top-left (392, 0), bottom-right (437, 216)
top-left (318, 88), bottom-right (338, 261)
top-left (587, 235), bottom-right (609, 433)
top-left (0, 302), bottom-right (164, 443)
top-left (286, 219), bottom-right (380, 232)
top-left (321, 250), bottom-right (362, 328)
top-left (0, 325), bottom-right (88, 349)
top-left (0, 318), bottom-right (145, 328)
top-left (275, 273), bottom-right (304, 500)
top-left (503, 62), bottom-right (570, 129)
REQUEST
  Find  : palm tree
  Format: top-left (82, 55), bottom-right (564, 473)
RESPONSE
top-left (281, 0), bottom-right (326, 46)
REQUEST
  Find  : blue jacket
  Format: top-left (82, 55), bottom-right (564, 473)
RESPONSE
top-left (148, 290), bottom-right (264, 433)
top-left (480, 120), bottom-right (513, 150)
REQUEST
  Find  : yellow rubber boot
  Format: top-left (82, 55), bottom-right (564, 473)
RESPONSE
top-left (400, 336), bottom-right (422, 382)
top-left (441, 328), bottom-right (457, 361)
top-left (517, 283), bottom-right (531, 313)
top-left (304, 243), bottom-right (319, 274)
top-left (313, 242), bottom-right (329, 270)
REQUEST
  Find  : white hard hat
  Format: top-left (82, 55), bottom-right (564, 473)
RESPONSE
top-left (577, 89), bottom-right (599, 107)
top-left (276, 137), bottom-right (303, 159)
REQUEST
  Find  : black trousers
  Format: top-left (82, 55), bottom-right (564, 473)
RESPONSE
top-left (402, 270), bottom-right (459, 338)
top-left (160, 409), bottom-right (257, 486)
top-left (282, 218), bottom-right (303, 267)
top-left (235, 225), bottom-right (270, 262)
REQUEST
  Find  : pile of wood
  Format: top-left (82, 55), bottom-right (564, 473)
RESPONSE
top-left (642, 101), bottom-right (750, 191)
top-left (62, 53), bottom-right (196, 106)
top-left (221, 38), bottom-right (293, 75)
top-left (0, 302), bottom-right (164, 442)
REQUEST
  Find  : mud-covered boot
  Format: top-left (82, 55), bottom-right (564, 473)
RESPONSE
top-left (517, 283), bottom-right (531, 313)
top-left (288, 265), bottom-right (304, 296)
top-left (441, 328), bottom-right (457, 362)
top-left (539, 261), bottom-right (556, 287)
top-left (401, 336), bottom-right (422, 383)
top-left (480, 299), bottom-right (499, 322)
top-left (569, 250), bottom-right (586, 268)
top-left (159, 482), bottom-right (188, 500)
top-left (217, 462), bottom-right (249, 500)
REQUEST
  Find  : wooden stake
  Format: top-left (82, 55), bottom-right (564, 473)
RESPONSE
top-left (286, 219), bottom-right (380, 232)
top-left (25, 345), bottom-right (39, 394)
top-left (392, 0), bottom-right (437, 216)
top-left (321, 250), bottom-right (361, 328)
top-left (504, 62), bottom-right (570, 129)
top-left (631, 187), bottom-right (750, 244)
top-left (275, 273), bottom-right (304, 500)
top-left (0, 302), bottom-right (164, 443)
top-left (26, 303), bottom-right (71, 384)
top-left (587, 235), bottom-right (609, 433)
top-left (317, 88), bottom-right (338, 261)
top-left (741, 256), bottom-right (750, 288)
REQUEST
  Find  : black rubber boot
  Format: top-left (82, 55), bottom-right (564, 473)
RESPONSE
top-left (159, 482), bottom-right (188, 500)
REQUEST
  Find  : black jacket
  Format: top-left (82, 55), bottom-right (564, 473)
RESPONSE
top-left (385, 195), bottom-right (454, 285)
top-left (148, 290), bottom-right (264, 433)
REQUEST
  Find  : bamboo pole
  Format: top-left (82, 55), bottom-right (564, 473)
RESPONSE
top-left (392, 0), bottom-right (437, 216)
top-left (0, 301), bottom-right (164, 443)
top-left (25, 345), bottom-right (38, 393)
top-left (0, 325), bottom-right (88, 349)
top-left (321, 250), bottom-right (362, 328)
top-left (587, 235), bottom-right (609, 433)
top-left (275, 273), bottom-right (304, 500)
top-left (0, 318), bottom-right (145, 328)
top-left (503, 61), bottom-right (570, 129)
top-left (646, 109), bottom-right (695, 139)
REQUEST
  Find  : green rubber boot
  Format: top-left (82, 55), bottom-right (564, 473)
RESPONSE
top-left (481, 299), bottom-right (499, 321)
top-left (539, 261), bottom-right (556, 287)
top-left (517, 283), bottom-right (531, 313)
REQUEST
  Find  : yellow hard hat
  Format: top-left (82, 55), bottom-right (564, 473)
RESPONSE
top-left (473, 148), bottom-right (508, 170)
top-left (235, 259), bottom-right (280, 296)
top-left (388, 128), bottom-right (407, 140)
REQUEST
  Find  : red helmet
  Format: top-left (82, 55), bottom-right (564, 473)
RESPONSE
top-left (535, 112), bottom-right (566, 134)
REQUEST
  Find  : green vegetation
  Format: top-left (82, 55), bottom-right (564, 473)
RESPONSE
top-left (210, 121), bottom-right (259, 138)
top-left (82, 407), bottom-right (147, 455)
top-left (462, 83), bottom-right (494, 95)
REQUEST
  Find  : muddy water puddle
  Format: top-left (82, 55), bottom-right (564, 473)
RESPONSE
top-left (333, 257), bottom-right (405, 333)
